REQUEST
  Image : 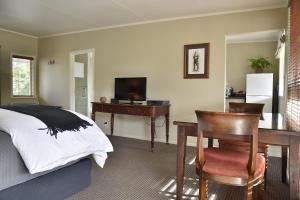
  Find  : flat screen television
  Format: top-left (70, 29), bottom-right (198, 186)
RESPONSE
top-left (114, 77), bottom-right (147, 101)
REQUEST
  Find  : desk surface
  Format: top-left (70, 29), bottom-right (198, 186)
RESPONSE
top-left (91, 102), bottom-right (170, 108)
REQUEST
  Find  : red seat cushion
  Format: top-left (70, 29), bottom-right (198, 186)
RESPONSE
top-left (198, 148), bottom-right (265, 179)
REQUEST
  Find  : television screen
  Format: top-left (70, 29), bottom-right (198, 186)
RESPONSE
top-left (114, 77), bottom-right (147, 101)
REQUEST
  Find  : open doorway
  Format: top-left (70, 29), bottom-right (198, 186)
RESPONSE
top-left (224, 30), bottom-right (287, 158)
top-left (224, 30), bottom-right (286, 114)
top-left (70, 49), bottom-right (95, 117)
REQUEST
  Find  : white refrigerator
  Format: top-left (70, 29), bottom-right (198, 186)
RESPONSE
top-left (246, 73), bottom-right (273, 113)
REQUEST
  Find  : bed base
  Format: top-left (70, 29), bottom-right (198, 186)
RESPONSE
top-left (0, 158), bottom-right (91, 200)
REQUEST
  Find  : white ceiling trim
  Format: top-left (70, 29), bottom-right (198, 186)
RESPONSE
top-left (227, 39), bottom-right (278, 44)
top-left (0, 27), bottom-right (38, 39)
top-left (39, 5), bottom-right (286, 39)
top-left (226, 29), bottom-right (281, 44)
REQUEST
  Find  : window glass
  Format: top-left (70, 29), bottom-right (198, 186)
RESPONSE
top-left (12, 56), bottom-right (34, 97)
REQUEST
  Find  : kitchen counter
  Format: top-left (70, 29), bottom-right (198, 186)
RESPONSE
top-left (226, 96), bottom-right (246, 99)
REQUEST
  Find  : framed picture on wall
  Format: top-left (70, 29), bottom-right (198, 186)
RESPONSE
top-left (184, 43), bottom-right (210, 79)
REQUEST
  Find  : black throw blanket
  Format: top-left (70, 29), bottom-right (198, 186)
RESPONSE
top-left (0, 105), bottom-right (93, 138)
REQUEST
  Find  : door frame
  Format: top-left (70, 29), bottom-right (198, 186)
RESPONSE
top-left (69, 49), bottom-right (95, 116)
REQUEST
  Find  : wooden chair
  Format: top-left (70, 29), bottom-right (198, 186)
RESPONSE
top-left (195, 111), bottom-right (265, 200)
top-left (229, 102), bottom-right (264, 119)
top-left (219, 102), bottom-right (269, 189)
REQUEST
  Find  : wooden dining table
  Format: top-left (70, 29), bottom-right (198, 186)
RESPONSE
top-left (174, 113), bottom-right (300, 200)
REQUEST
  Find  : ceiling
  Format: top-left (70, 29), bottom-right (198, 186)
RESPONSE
top-left (0, 0), bottom-right (287, 37)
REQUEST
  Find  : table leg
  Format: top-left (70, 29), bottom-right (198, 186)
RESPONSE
top-left (282, 146), bottom-right (288, 183)
top-left (111, 113), bottom-right (114, 136)
top-left (208, 138), bottom-right (213, 148)
top-left (151, 117), bottom-right (155, 152)
top-left (166, 113), bottom-right (170, 144)
top-left (289, 136), bottom-right (300, 200)
top-left (176, 126), bottom-right (187, 200)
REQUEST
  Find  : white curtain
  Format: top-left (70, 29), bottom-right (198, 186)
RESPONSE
top-left (275, 30), bottom-right (286, 59)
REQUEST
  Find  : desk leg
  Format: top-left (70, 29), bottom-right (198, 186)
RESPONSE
top-left (151, 117), bottom-right (155, 152)
top-left (166, 113), bottom-right (170, 144)
top-left (111, 113), bottom-right (114, 136)
top-left (282, 147), bottom-right (288, 183)
top-left (176, 126), bottom-right (187, 200)
top-left (91, 112), bottom-right (95, 121)
top-left (289, 136), bottom-right (300, 200)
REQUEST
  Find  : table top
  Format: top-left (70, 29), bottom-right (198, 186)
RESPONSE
top-left (174, 113), bottom-right (287, 131)
top-left (259, 113), bottom-right (286, 130)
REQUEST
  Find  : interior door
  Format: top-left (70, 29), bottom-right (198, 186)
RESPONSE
top-left (74, 54), bottom-right (88, 116)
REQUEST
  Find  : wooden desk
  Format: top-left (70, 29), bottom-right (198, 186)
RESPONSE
top-left (91, 102), bottom-right (170, 151)
top-left (174, 114), bottom-right (300, 200)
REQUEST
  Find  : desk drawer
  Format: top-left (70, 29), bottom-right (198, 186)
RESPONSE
top-left (126, 107), bottom-right (151, 116)
top-left (101, 104), bottom-right (152, 116)
top-left (93, 103), bottom-right (102, 111)
top-left (101, 104), bottom-right (128, 114)
top-left (101, 104), bottom-right (115, 113)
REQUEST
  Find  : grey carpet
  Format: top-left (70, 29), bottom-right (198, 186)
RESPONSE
top-left (67, 136), bottom-right (289, 200)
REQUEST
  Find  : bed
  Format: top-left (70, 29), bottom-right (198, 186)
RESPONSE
top-left (0, 105), bottom-right (113, 200)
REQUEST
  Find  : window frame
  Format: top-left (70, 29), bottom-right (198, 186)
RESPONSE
top-left (278, 42), bottom-right (286, 97)
top-left (10, 53), bottom-right (36, 98)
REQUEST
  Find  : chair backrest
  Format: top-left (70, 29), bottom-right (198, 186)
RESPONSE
top-left (195, 111), bottom-right (260, 175)
top-left (229, 102), bottom-right (264, 115)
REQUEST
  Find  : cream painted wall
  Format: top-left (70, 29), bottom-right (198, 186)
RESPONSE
top-left (38, 8), bottom-right (287, 145)
top-left (226, 42), bottom-right (279, 92)
top-left (0, 30), bottom-right (38, 105)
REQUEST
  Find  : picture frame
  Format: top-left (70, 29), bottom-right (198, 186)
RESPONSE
top-left (184, 43), bottom-right (210, 79)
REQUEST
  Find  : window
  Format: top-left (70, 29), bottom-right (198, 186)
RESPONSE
top-left (11, 55), bottom-right (35, 97)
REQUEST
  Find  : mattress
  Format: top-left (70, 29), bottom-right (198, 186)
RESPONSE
top-left (0, 130), bottom-right (63, 191)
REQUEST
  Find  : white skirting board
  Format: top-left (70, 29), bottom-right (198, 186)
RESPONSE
top-left (103, 132), bottom-right (282, 158)
top-left (95, 112), bottom-right (282, 158)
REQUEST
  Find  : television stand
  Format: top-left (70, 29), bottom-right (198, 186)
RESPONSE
top-left (91, 102), bottom-right (170, 151)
